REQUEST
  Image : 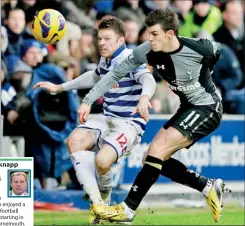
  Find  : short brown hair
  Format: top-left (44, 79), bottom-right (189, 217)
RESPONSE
top-left (10, 172), bottom-right (28, 183)
top-left (97, 15), bottom-right (125, 37)
top-left (145, 9), bottom-right (180, 36)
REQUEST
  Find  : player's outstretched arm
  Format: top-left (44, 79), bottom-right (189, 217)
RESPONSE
top-left (33, 81), bottom-right (64, 93)
top-left (62, 70), bottom-right (100, 91)
top-left (33, 70), bottom-right (99, 93)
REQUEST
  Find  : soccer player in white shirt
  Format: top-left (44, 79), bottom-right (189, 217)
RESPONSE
top-left (34, 16), bottom-right (156, 224)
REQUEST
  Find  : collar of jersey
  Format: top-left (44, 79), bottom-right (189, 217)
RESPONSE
top-left (112, 44), bottom-right (126, 59)
top-left (105, 44), bottom-right (126, 67)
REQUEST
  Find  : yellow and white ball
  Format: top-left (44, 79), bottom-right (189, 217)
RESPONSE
top-left (32, 9), bottom-right (67, 44)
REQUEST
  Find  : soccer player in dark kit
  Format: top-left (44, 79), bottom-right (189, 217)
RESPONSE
top-left (78, 8), bottom-right (225, 223)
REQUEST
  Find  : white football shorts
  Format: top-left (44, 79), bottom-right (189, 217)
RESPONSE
top-left (77, 115), bottom-right (142, 160)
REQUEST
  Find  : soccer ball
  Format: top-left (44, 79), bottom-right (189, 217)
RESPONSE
top-left (32, 9), bottom-right (67, 44)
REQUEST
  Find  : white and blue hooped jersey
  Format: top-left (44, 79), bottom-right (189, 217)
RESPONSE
top-left (95, 45), bottom-right (151, 134)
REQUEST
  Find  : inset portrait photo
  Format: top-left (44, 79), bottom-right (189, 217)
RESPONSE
top-left (8, 170), bottom-right (31, 198)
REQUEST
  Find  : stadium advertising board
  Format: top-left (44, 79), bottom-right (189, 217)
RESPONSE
top-left (120, 115), bottom-right (244, 184)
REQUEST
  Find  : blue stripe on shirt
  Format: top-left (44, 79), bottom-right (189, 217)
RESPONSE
top-left (100, 68), bottom-right (109, 75)
top-left (132, 120), bottom-right (146, 131)
top-left (104, 99), bottom-right (139, 107)
top-left (95, 68), bottom-right (100, 75)
top-left (104, 89), bottom-right (142, 98)
top-left (117, 80), bottom-right (138, 87)
top-left (104, 107), bottom-right (140, 118)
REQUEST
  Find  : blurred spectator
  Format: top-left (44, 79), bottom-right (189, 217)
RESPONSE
top-left (139, 0), bottom-right (170, 15)
top-left (8, 39), bottom-right (79, 188)
top-left (94, 0), bottom-right (114, 14)
top-left (48, 53), bottom-right (80, 81)
top-left (3, 5), bottom-right (26, 56)
top-left (153, 0), bottom-right (170, 9)
top-left (4, 55), bottom-right (20, 79)
top-left (61, 0), bottom-right (96, 29)
top-left (114, 0), bottom-right (145, 29)
top-left (213, 44), bottom-right (244, 113)
top-left (123, 17), bottom-right (140, 49)
top-left (171, 0), bottom-right (193, 25)
top-left (56, 21), bottom-right (82, 57)
top-left (22, 3), bottom-right (36, 40)
top-left (179, 0), bottom-right (222, 37)
top-left (213, 0), bottom-right (244, 76)
top-left (80, 29), bottom-right (98, 74)
top-left (8, 60), bottom-right (33, 135)
top-left (1, 0), bottom-right (18, 19)
top-left (30, 0), bottom-right (63, 13)
top-left (1, 26), bottom-right (9, 57)
top-left (16, 0), bottom-right (36, 11)
top-left (1, 60), bottom-right (18, 135)
top-left (195, 30), bottom-right (244, 114)
top-left (138, 25), bottom-right (149, 45)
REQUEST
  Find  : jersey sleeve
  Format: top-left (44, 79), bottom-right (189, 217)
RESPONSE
top-left (187, 38), bottom-right (222, 72)
top-left (201, 39), bottom-right (221, 58)
top-left (205, 39), bottom-right (222, 72)
top-left (181, 37), bottom-right (221, 58)
top-left (131, 41), bottom-right (151, 64)
top-left (130, 64), bottom-right (151, 83)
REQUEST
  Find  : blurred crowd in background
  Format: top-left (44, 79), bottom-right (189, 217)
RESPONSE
top-left (1, 0), bottom-right (244, 189)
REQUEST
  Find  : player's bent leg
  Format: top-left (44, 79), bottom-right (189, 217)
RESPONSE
top-left (67, 128), bottom-right (104, 203)
top-left (141, 128), bottom-right (225, 222)
top-left (96, 144), bottom-right (117, 174)
top-left (99, 127), bottom-right (193, 223)
top-left (91, 145), bottom-right (119, 221)
top-left (95, 144), bottom-right (117, 205)
top-left (67, 128), bottom-right (106, 224)
top-left (66, 128), bottom-right (95, 154)
top-left (146, 127), bottom-right (193, 160)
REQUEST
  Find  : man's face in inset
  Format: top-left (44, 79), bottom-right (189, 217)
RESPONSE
top-left (11, 174), bottom-right (27, 195)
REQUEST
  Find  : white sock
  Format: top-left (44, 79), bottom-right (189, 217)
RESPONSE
top-left (96, 170), bottom-right (112, 205)
top-left (121, 202), bottom-right (135, 220)
top-left (70, 151), bottom-right (103, 204)
top-left (202, 179), bottom-right (213, 197)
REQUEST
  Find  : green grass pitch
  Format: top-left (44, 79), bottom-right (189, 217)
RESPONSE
top-left (34, 205), bottom-right (244, 225)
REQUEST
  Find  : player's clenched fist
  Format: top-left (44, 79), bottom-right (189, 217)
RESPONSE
top-left (77, 103), bottom-right (91, 124)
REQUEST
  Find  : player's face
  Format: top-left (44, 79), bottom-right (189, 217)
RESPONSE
top-left (147, 24), bottom-right (173, 52)
top-left (11, 175), bottom-right (27, 195)
top-left (98, 29), bottom-right (125, 58)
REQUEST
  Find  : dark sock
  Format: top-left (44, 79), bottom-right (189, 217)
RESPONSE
top-left (161, 158), bottom-right (208, 192)
top-left (125, 155), bottom-right (162, 211)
